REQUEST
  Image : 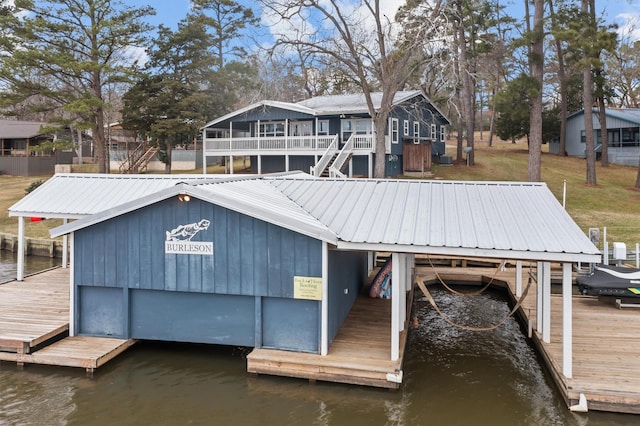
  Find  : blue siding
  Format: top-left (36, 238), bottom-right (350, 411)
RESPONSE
top-left (327, 250), bottom-right (368, 345)
top-left (262, 297), bottom-right (319, 353)
top-left (78, 286), bottom-right (125, 338)
top-left (74, 197), bottom-right (322, 297)
top-left (73, 196), bottom-right (324, 349)
top-left (130, 289), bottom-right (255, 346)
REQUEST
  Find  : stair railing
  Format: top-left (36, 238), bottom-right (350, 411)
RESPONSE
top-left (311, 135), bottom-right (339, 176)
top-left (329, 135), bottom-right (355, 178)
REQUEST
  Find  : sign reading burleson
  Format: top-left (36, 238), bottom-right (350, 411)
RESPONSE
top-left (164, 219), bottom-right (213, 255)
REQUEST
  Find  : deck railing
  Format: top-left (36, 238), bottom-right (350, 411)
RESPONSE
top-left (203, 135), bottom-right (340, 153)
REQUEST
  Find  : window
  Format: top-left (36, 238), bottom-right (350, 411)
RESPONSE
top-left (391, 118), bottom-right (399, 144)
top-left (440, 126), bottom-right (446, 142)
top-left (356, 120), bottom-right (371, 135)
top-left (431, 124), bottom-right (437, 140)
top-left (403, 120), bottom-right (409, 136)
top-left (259, 122), bottom-right (285, 137)
top-left (580, 130), bottom-right (586, 143)
top-left (317, 120), bottom-right (329, 135)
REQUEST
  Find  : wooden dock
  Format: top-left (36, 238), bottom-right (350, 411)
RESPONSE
top-left (248, 294), bottom-right (408, 389)
top-left (0, 268), bottom-right (134, 372)
top-left (416, 263), bottom-right (640, 415)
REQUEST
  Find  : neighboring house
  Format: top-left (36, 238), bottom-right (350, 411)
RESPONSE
top-left (201, 90), bottom-right (450, 178)
top-left (108, 122), bottom-right (203, 173)
top-left (0, 119), bottom-right (75, 176)
top-left (550, 108), bottom-right (640, 166)
top-left (10, 172), bottom-right (599, 387)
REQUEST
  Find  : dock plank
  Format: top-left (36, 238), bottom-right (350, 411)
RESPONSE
top-left (0, 268), bottom-right (134, 372)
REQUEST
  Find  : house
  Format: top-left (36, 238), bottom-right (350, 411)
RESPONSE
top-left (550, 108), bottom-right (640, 166)
top-left (0, 119), bottom-right (75, 176)
top-left (9, 172), bottom-right (600, 387)
top-left (201, 90), bottom-right (450, 178)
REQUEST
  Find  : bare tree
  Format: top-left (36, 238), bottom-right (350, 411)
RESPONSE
top-left (261, 0), bottom-right (443, 178)
top-left (527, 0), bottom-right (544, 182)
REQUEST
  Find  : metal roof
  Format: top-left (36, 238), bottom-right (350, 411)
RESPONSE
top-left (567, 108), bottom-right (640, 125)
top-left (266, 177), bottom-right (600, 263)
top-left (296, 91), bottom-right (422, 114)
top-left (202, 90), bottom-right (451, 128)
top-left (0, 120), bottom-right (47, 139)
top-left (8, 174), bottom-right (228, 219)
top-left (49, 180), bottom-right (336, 243)
top-left (13, 173), bottom-right (599, 263)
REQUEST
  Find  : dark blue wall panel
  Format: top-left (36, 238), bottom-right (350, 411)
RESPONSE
top-left (78, 286), bottom-right (125, 338)
top-left (130, 289), bottom-right (255, 346)
top-left (327, 250), bottom-right (368, 345)
top-left (262, 297), bottom-right (319, 353)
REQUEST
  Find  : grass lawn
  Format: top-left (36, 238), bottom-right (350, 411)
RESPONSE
top-left (1, 140), bottom-right (639, 248)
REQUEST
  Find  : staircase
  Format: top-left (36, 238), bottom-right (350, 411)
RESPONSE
top-left (119, 143), bottom-right (158, 174)
top-left (311, 135), bottom-right (354, 178)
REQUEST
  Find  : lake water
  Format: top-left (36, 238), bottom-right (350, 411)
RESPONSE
top-left (0, 252), bottom-right (637, 425)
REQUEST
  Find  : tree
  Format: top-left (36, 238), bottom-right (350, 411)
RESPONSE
top-left (493, 74), bottom-right (535, 143)
top-left (0, 0), bottom-right (154, 173)
top-left (527, 0), bottom-right (544, 182)
top-left (122, 3), bottom-right (257, 172)
top-left (262, 0), bottom-right (443, 178)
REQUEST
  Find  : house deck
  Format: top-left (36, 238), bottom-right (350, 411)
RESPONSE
top-left (0, 268), bottom-right (134, 372)
top-left (248, 292), bottom-right (409, 389)
top-left (415, 263), bottom-right (640, 415)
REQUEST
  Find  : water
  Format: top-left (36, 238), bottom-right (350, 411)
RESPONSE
top-left (0, 257), bottom-right (638, 425)
top-left (0, 251), bottom-right (59, 283)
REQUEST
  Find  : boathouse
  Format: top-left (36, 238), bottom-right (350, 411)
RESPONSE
top-left (10, 173), bottom-right (600, 390)
top-left (201, 90), bottom-right (450, 178)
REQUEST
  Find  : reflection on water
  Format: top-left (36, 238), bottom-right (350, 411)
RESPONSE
top-left (0, 250), bottom-right (59, 283)
top-left (0, 264), bottom-right (638, 425)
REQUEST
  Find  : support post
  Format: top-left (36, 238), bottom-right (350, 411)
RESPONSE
top-left (368, 153), bottom-right (373, 178)
top-left (230, 155), bottom-right (234, 175)
top-left (257, 155), bottom-right (262, 175)
top-left (321, 242), bottom-right (329, 356)
top-left (69, 232), bottom-right (75, 336)
top-left (516, 260), bottom-right (522, 298)
top-left (542, 262), bottom-right (551, 344)
top-left (285, 155), bottom-right (290, 172)
top-left (536, 262), bottom-right (543, 334)
top-left (62, 218), bottom-right (68, 268)
top-left (562, 262), bottom-right (573, 378)
top-left (399, 253), bottom-right (406, 331)
top-left (17, 216), bottom-right (25, 281)
top-left (391, 252), bottom-right (400, 361)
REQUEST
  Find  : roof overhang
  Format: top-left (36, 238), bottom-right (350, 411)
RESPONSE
top-left (336, 242), bottom-right (601, 264)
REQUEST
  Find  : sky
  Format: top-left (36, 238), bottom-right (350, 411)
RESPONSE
top-left (139, 1), bottom-right (640, 36)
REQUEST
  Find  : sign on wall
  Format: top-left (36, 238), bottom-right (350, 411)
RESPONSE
top-left (293, 276), bottom-right (323, 300)
top-left (165, 219), bottom-right (213, 255)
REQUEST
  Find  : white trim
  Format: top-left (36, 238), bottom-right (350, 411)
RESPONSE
top-left (562, 262), bottom-right (573, 378)
top-left (403, 120), bottom-right (409, 136)
top-left (391, 252), bottom-right (400, 361)
top-left (321, 241), bottom-right (329, 356)
top-left (62, 218), bottom-right (68, 268)
top-left (542, 262), bottom-right (551, 343)
top-left (335, 242), bottom-right (601, 264)
top-left (391, 118), bottom-right (399, 144)
top-left (17, 216), bottom-right (24, 281)
top-left (69, 232), bottom-right (75, 336)
top-left (536, 262), bottom-right (543, 334)
top-left (516, 260), bottom-right (522, 297)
